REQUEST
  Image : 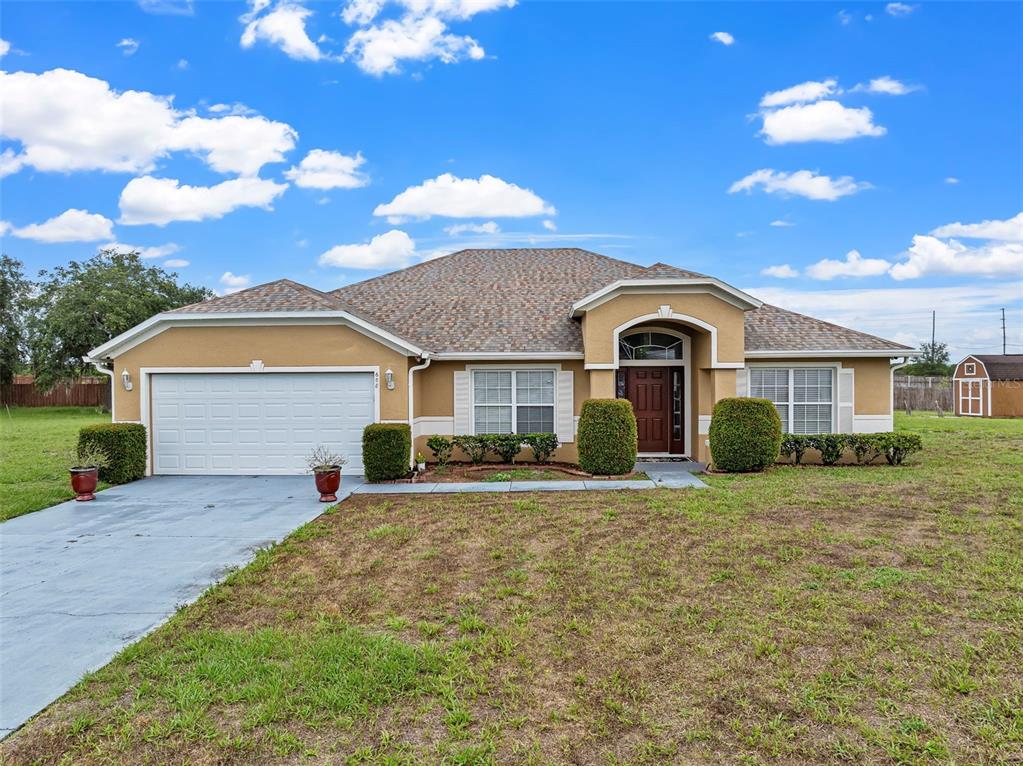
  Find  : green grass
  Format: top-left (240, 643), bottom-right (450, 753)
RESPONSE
top-left (0, 406), bottom-right (111, 521)
top-left (4, 413), bottom-right (1022, 765)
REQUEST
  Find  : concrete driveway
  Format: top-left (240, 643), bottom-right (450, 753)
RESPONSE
top-left (0, 473), bottom-right (364, 736)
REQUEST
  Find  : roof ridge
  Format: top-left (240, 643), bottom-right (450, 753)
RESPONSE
top-left (760, 303), bottom-right (912, 349)
top-left (172, 278), bottom-right (300, 312)
top-left (278, 278), bottom-right (343, 310)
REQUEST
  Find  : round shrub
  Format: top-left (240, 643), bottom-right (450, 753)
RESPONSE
top-left (708, 398), bottom-right (782, 473)
top-left (363, 423), bottom-right (411, 481)
top-left (78, 423), bottom-right (146, 484)
top-left (577, 399), bottom-right (637, 475)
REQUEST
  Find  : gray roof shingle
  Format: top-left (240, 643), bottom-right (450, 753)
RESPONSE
top-left (169, 249), bottom-right (912, 356)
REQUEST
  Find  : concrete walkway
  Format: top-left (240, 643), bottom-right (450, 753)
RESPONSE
top-left (0, 474), bottom-right (364, 736)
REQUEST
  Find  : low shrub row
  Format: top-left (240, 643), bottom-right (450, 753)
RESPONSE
top-left (78, 423), bottom-right (146, 484)
top-left (426, 433), bottom-right (560, 466)
top-left (781, 432), bottom-right (923, 466)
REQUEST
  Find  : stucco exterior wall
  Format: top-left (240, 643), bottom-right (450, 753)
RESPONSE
top-left (581, 293), bottom-right (746, 366)
top-left (111, 324), bottom-right (410, 423)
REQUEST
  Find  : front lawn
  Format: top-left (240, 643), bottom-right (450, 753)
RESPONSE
top-left (4, 414), bottom-right (1022, 764)
top-left (0, 406), bottom-right (111, 521)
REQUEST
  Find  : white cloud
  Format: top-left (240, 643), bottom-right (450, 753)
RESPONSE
top-left (163, 258), bottom-right (189, 268)
top-left (119, 176), bottom-right (288, 226)
top-left (542, 219), bottom-right (557, 231)
top-left (374, 173), bottom-right (555, 221)
top-left (240, 1), bottom-right (334, 61)
top-left (176, 58), bottom-right (189, 70)
top-left (944, 177), bottom-right (959, 185)
top-left (0, 221), bottom-right (10, 236)
top-left (9, 209), bottom-right (114, 243)
top-left (0, 39), bottom-right (10, 57)
top-left (0, 68), bottom-right (297, 177)
top-left (851, 76), bottom-right (919, 95)
top-left (444, 221), bottom-right (500, 235)
top-left (769, 219), bottom-right (796, 227)
top-left (889, 236), bottom-right (1023, 281)
top-left (284, 149), bottom-right (368, 189)
top-left (0, 148), bottom-right (24, 177)
top-left (746, 283), bottom-right (1020, 359)
top-left (761, 264), bottom-right (799, 279)
top-left (105, 242), bottom-right (181, 259)
top-left (170, 114), bottom-right (297, 176)
top-left (117, 38), bottom-right (140, 56)
top-left (930, 212), bottom-right (1022, 242)
top-left (398, 0), bottom-right (516, 20)
top-left (729, 169), bottom-right (870, 201)
top-left (805, 249), bottom-right (892, 280)
top-left (342, 0), bottom-right (384, 25)
top-left (837, 9), bottom-right (853, 25)
top-left (760, 100), bottom-right (886, 144)
top-left (759, 79), bottom-right (838, 108)
top-left (709, 31), bottom-right (734, 46)
top-left (319, 229), bottom-right (417, 269)
top-left (885, 2), bottom-right (916, 17)
top-left (138, 0), bottom-right (194, 15)
top-left (220, 271), bottom-right (252, 294)
top-left (345, 14), bottom-right (483, 75)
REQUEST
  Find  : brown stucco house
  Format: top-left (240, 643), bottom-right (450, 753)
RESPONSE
top-left (952, 354), bottom-right (1023, 418)
top-left (86, 248), bottom-right (916, 474)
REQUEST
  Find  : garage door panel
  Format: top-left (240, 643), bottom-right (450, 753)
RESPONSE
top-left (152, 372), bottom-right (374, 475)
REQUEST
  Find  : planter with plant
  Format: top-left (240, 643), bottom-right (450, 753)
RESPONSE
top-left (415, 452), bottom-right (427, 472)
top-left (68, 445), bottom-right (110, 502)
top-left (306, 445), bottom-right (347, 502)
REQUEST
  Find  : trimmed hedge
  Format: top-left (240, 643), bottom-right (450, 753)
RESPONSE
top-left (363, 423), bottom-right (411, 481)
top-left (778, 432), bottom-right (924, 466)
top-left (488, 433), bottom-right (524, 463)
top-left (577, 399), bottom-right (637, 476)
top-left (709, 398), bottom-right (782, 473)
top-left (78, 423), bottom-right (146, 484)
top-left (426, 435), bottom-right (453, 466)
top-left (452, 435), bottom-right (489, 465)
top-left (523, 432), bottom-right (559, 464)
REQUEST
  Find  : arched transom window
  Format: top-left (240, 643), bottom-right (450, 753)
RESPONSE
top-left (619, 331), bottom-right (684, 361)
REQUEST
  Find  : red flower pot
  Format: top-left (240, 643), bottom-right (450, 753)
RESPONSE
top-left (70, 467), bottom-right (99, 502)
top-left (313, 468), bottom-right (341, 502)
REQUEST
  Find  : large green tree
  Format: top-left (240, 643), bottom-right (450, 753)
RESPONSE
top-left (1, 255), bottom-right (31, 384)
top-left (902, 341), bottom-right (954, 377)
top-left (27, 250), bottom-right (213, 388)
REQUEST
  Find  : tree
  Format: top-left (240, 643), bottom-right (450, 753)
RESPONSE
top-left (902, 341), bottom-right (954, 377)
top-left (27, 250), bottom-right (213, 389)
top-left (0, 255), bottom-right (31, 385)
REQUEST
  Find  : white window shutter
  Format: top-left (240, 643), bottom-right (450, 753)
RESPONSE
top-left (556, 370), bottom-right (575, 442)
top-left (736, 367), bottom-right (748, 397)
top-left (453, 371), bottom-right (471, 435)
top-left (837, 368), bottom-right (854, 433)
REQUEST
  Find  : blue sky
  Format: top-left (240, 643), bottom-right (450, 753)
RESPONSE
top-left (2, 0), bottom-right (1021, 357)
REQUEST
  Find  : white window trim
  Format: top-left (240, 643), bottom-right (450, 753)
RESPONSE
top-left (964, 363), bottom-right (976, 375)
top-left (618, 327), bottom-right (686, 366)
top-left (748, 364), bottom-right (838, 434)
top-left (468, 364), bottom-right (560, 436)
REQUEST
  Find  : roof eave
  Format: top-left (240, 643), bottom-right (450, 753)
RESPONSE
top-left (86, 310), bottom-right (425, 361)
top-left (745, 349), bottom-right (920, 359)
top-left (570, 279), bottom-right (764, 317)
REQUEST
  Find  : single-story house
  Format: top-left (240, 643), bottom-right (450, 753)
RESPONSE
top-left (953, 354), bottom-right (1023, 418)
top-left (86, 248), bottom-right (916, 474)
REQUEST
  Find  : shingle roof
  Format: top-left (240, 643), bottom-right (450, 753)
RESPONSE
top-left (168, 249), bottom-right (912, 356)
top-left (174, 279), bottom-right (340, 313)
top-left (744, 303), bottom-right (912, 353)
top-left (972, 354), bottom-right (1023, 380)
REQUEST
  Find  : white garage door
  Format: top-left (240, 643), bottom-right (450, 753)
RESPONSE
top-left (151, 372), bottom-right (375, 475)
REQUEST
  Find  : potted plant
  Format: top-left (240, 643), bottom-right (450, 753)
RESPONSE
top-left (68, 444), bottom-right (110, 502)
top-left (415, 451), bottom-right (427, 472)
top-left (306, 445), bottom-right (347, 502)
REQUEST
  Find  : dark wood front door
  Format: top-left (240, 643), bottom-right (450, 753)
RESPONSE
top-left (626, 368), bottom-right (672, 452)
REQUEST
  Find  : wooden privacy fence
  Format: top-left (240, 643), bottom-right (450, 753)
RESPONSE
top-left (0, 375), bottom-right (111, 408)
top-left (894, 375), bottom-right (953, 413)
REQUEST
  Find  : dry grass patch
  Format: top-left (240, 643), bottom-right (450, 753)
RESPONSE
top-left (4, 415), bottom-right (1022, 765)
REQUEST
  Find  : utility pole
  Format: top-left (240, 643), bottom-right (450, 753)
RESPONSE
top-left (1002, 308), bottom-right (1007, 355)
top-left (931, 310), bottom-right (936, 353)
